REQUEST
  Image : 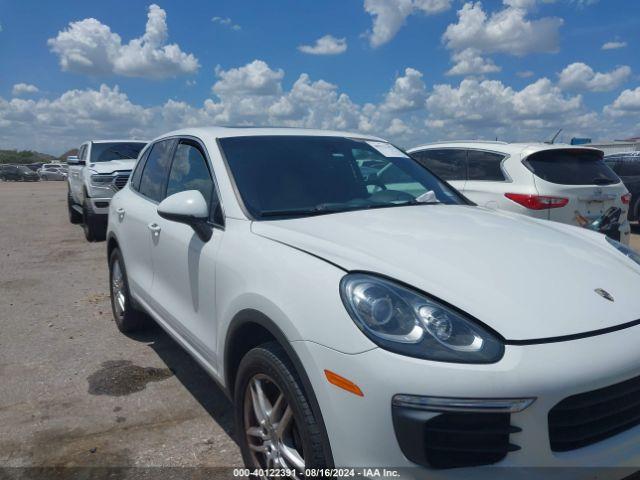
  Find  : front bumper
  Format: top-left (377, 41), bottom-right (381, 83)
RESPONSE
top-left (291, 324), bottom-right (640, 473)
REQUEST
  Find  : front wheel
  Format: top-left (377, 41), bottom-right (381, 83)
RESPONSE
top-left (234, 342), bottom-right (332, 475)
top-left (82, 198), bottom-right (105, 241)
top-left (67, 188), bottom-right (82, 224)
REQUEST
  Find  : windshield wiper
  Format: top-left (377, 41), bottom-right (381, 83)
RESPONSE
top-left (259, 200), bottom-right (442, 218)
top-left (260, 204), bottom-right (353, 218)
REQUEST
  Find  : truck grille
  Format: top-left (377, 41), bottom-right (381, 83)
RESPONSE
top-left (549, 374), bottom-right (640, 452)
top-left (114, 174), bottom-right (130, 190)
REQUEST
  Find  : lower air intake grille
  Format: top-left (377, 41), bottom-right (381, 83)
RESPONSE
top-left (114, 174), bottom-right (130, 190)
top-left (549, 374), bottom-right (640, 452)
top-left (392, 408), bottom-right (521, 469)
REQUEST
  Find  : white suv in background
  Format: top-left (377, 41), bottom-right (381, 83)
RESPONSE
top-left (67, 139), bottom-right (147, 241)
top-left (408, 141), bottom-right (632, 245)
top-left (106, 127), bottom-right (640, 473)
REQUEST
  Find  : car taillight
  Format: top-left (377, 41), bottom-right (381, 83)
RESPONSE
top-left (504, 193), bottom-right (569, 210)
top-left (621, 193), bottom-right (632, 205)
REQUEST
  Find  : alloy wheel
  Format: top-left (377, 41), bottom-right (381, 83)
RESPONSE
top-left (111, 261), bottom-right (126, 317)
top-left (243, 374), bottom-right (305, 476)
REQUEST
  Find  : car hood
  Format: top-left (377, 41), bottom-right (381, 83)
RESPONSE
top-left (89, 159), bottom-right (136, 174)
top-left (252, 205), bottom-right (640, 341)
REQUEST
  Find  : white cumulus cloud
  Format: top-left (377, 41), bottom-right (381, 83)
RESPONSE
top-left (364, 0), bottom-right (452, 48)
top-left (558, 62), bottom-right (631, 92)
top-left (443, 2), bottom-right (563, 56)
top-left (605, 87), bottom-right (640, 117)
top-left (48, 4), bottom-right (199, 79)
top-left (1, 59), bottom-right (634, 155)
top-left (12, 83), bottom-right (39, 96)
top-left (446, 48), bottom-right (501, 76)
top-left (213, 60), bottom-right (284, 97)
top-left (380, 68), bottom-right (428, 112)
top-left (211, 16), bottom-right (241, 31)
top-left (298, 35), bottom-right (347, 55)
top-left (602, 41), bottom-right (627, 51)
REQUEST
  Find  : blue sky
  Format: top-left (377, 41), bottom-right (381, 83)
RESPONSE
top-left (0, 0), bottom-right (639, 154)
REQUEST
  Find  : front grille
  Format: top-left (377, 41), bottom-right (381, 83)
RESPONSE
top-left (392, 407), bottom-right (521, 469)
top-left (113, 174), bottom-right (130, 190)
top-left (549, 374), bottom-right (640, 452)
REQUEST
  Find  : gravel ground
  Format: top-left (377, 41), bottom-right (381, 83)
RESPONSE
top-left (0, 181), bottom-right (639, 475)
top-left (0, 181), bottom-right (242, 471)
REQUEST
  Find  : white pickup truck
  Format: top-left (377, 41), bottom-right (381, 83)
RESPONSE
top-left (67, 139), bottom-right (147, 241)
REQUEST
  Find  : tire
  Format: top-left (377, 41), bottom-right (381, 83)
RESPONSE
top-left (109, 248), bottom-right (149, 333)
top-left (234, 342), bottom-right (332, 472)
top-left (82, 198), bottom-right (105, 241)
top-left (67, 188), bottom-right (82, 224)
top-left (633, 198), bottom-right (640, 223)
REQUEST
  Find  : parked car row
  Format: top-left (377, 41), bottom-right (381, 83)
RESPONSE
top-left (66, 128), bottom-right (640, 475)
top-left (1, 163), bottom-right (70, 182)
top-left (38, 163), bottom-right (68, 181)
top-left (0, 164), bottom-right (40, 181)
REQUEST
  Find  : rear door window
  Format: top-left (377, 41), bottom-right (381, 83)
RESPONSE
top-left (130, 148), bottom-right (151, 191)
top-left (467, 150), bottom-right (506, 181)
top-left (524, 149), bottom-right (619, 185)
top-left (138, 139), bottom-right (176, 202)
top-left (412, 149), bottom-right (467, 181)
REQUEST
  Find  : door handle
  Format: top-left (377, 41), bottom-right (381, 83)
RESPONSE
top-left (147, 223), bottom-right (161, 237)
top-left (116, 207), bottom-right (125, 220)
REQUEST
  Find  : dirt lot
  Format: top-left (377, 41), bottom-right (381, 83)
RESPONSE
top-left (0, 182), bottom-right (242, 471)
top-left (1, 181), bottom-right (639, 474)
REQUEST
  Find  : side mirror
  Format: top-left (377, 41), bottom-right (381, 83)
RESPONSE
top-left (67, 156), bottom-right (85, 166)
top-left (157, 190), bottom-right (212, 242)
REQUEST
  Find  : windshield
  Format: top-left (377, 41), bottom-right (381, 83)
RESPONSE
top-left (90, 142), bottom-right (146, 162)
top-left (524, 149), bottom-right (619, 186)
top-left (219, 135), bottom-right (466, 220)
top-left (17, 166), bottom-right (32, 173)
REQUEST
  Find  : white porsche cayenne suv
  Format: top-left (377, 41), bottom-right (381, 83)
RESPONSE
top-left (408, 141), bottom-right (632, 246)
top-left (107, 128), bottom-right (640, 475)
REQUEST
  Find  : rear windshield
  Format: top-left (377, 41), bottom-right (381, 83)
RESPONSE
top-left (523, 149), bottom-right (619, 186)
top-left (90, 142), bottom-right (146, 162)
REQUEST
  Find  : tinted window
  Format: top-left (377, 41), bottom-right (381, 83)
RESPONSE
top-left (219, 136), bottom-right (464, 220)
top-left (617, 160), bottom-right (640, 177)
top-left (130, 148), bottom-right (150, 191)
top-left (524, 149), bottom-right (619, 185)
top-left (139, 140), bottom-right (175, 202)
top-left (412, 149), bottom-right (467, 181)
top-left (90, 142), bottom-right (146, 162)
top-left (467, 150), bottom-right (506, 181)
top-left (167, 142), bottom-right (214, 209)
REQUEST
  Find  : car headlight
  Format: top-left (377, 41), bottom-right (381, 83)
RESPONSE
top-left (340, 273), bottom-right (504, 363)
top-left (606, 237), bottom-right (640, 266)
top-left (90, 174), bottom-right (115, 186)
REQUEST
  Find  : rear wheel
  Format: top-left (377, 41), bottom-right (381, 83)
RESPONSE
top-left (234, 342), bottom-right (331, 475)
top-left (67, 188), bottom-right (82, 224)
top-left (109, 248), bottom-right (149, 333)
